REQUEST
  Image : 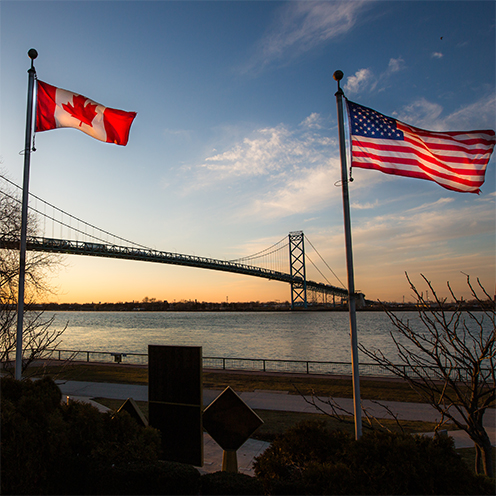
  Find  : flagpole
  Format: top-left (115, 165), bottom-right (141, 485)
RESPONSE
top-left (15, 48), bottom-right (38, 381)
top-left (333, 70), bottom-right (362, 439)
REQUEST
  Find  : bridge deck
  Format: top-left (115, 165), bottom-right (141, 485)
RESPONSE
top-left (1, 236), bottom-right (349, 297)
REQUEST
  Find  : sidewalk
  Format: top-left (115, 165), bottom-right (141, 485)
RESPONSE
top-left (57, 379), bottom-right (496, 475)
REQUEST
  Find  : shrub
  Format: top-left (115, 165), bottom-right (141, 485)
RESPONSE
top-left (98, 460), bottom-right (201, 495)
top-left (200, 471), bottom-right (264, 495)
top-left (347, 430), bottom-right (494, 495)
top-left (1, 377), bottom-right (68, 494)
top-left (253, 420), bottom-right (494, 495)
top-left (1, 377), bottom-right (165, 495)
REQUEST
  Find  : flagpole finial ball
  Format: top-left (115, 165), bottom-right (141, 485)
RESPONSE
top-left (28, 49), bottom-right (38, 60)
top-left (333, 70), bottom-right (344, 82)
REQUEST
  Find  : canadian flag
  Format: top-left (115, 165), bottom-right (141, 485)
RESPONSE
top-left (36, 80), bottom-right (137, 146)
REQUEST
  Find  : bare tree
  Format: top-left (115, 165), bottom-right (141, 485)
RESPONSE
top-left (292, 383), bottom-right (406, 434)
top-left (360, 274), bottom-right (495, 477)
top-left (1, 176), bottom-right (67, 377)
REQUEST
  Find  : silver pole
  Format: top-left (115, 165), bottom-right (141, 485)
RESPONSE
top-left (15, 49), bottom-right (38, 380)
top-left (333, 70), bottom-right (362, 439)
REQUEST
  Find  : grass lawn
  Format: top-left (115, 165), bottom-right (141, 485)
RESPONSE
top-left (29, 361), bottom-right (433, 403)
top-left (94, 397), bottom-right (451, 441)
top-left (31, 361), bottom-right (494, 407)
top-left (27, 362), bottom-right (149, 385)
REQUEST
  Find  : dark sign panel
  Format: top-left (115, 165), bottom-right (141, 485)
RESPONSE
top-left (148, 345), bottom-right (203, 466)
top-left (203, 386), bottom-right (263, 451)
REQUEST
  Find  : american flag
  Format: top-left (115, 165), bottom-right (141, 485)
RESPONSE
top-left (346, 99), bottom-right (495, 194)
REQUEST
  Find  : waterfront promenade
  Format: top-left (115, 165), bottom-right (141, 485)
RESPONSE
top-left (57, 379), bottom-right (496, 476)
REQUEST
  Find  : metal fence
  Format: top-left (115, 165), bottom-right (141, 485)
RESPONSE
top-left (40, 348), bottom-right (367, 375)
top-left (32, 348), bottom-right (485, 381)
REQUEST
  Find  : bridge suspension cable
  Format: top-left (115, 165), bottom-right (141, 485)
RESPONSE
top-left (1, 174), bottom-right (150, 250)
top-left (1, 175), bottom-right (352, 300)
top-left (229, 236), bottom-right (287, 262)
top-left (304, 235), bottom-right (346, 289)
top-left (228, 236), bottom-right (288, 273)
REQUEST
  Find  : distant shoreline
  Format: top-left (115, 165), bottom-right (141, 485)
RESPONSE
top-left (20, 300), bottom-right (490, 313)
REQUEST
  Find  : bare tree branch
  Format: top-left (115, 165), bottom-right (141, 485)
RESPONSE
top-left (291, 384), bottom-right (405, 434)
top-left (1, 177), bottom-right (67, 377)
top-left (359, 273), bottom-right (495, 477)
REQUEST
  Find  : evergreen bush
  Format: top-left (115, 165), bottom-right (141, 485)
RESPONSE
top-left (200, 470), bottom-right (264, 495)
top-left (253, 420), bottom-right (495, 495)
top-left (97, 460), bottom-right (201, 495)
top-left (1, 377), bottom-right (202, 495)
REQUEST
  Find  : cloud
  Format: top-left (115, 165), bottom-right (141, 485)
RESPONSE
top-left (351, 200), bottom-right (380, 210)
top-left (394, 94), bottom-right (496, 130)
top-left (442, 94), bottom-right (496, 130)
top-left (184, 115), bottom-right (342, 220)
top-left (201, 125), bottom-right (296, 177)
top-left (300, 112), bottom-right (323, 130)
top-left (344, 68), bottom-right (373, 94)
top-left (393, 97), bottom-right (444, 129)
top-left (199, 118), bottom-right (336, 180)
top-left (292, 190), bottom-right (495, 300)
top-left (431, 52), bottom-right (443, 59)
top-left (386, 57), bottom-right (405, 74)
top-left (249, 163), bottom-right (340, 219)
top-left (240, 1), bottom-right (369, 75)
top-left (352, 196), bottom-right (495, 267)
top-left (405, 197), bottom-right (454, 214)
top-left (344, 57), bottom-right (405, 94)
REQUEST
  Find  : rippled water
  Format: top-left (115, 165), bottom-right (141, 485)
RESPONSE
top-left (46, 310), bottom-right (428, 363)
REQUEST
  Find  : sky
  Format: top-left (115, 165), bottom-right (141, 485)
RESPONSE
top-left (0, 0), bottom-right (495, 305)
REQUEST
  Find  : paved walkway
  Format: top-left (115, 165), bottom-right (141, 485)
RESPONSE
top-left (57, 380), bottom-right (496, 476)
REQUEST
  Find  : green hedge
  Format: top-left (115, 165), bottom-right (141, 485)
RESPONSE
top-left (253, 420), bottom-right (495, 495)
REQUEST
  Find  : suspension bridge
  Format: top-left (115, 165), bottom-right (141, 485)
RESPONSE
top-left (0, 175), bottom-right (361, 308)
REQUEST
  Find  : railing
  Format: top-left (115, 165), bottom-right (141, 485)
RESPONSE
top-left (30, 348), bottom-right (488, 381)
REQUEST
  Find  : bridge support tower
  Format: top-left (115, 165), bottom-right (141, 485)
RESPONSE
top-left (289, 231), bottom-right (307, 309)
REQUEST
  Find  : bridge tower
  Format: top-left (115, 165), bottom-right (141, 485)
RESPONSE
top-left (289, 231), bottom-right (307, 309)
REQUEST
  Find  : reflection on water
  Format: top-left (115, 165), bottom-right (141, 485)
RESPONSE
top-left (44, 310), bottom-right (490, 363)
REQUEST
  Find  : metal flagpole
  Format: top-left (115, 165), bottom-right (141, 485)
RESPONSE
top-left (15, 48), bottom-right (38, 380)
top-left (333, 70), bottom-right (362, 439)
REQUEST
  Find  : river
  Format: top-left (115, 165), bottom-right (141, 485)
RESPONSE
top-left (46, 310), bottom-right (429, 364)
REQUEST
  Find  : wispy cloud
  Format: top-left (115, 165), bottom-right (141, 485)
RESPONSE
top-left (431, 52), bottom-right (443, 59)
top-left (184, 114), bottom-right (342, 220)
top-left (394, 94), bottom-right (496, 130)
top-left (293, 193), bottom-right (495, 299)
top-left (404, 197), bottom-right (454, 214)
top-left (300, 112), bottom-right (323, 130)
top-left (352, 196), bottom-right (495, 264)
top-left (344, 57), bottom-right (405, 95)
top-left (198, 117), bottom-right (336, 180)
top-left (240, 1), bottom-right (370, 75)
top-left (351, 199), bottom-right (380, 210)
top-left (442, 94), bottom-right (496, 130)
top-left (393, 97), bottom-right (443, 129)
top-left (202, 125), bottom-right (294, 177)
top-left (249, 163), bottom-right (340, 219)
top-left (344, 68), bottom-right (373, 94)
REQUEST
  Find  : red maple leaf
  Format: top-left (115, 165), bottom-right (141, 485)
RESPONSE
top-left (62, 94), bottom-right (98, 127)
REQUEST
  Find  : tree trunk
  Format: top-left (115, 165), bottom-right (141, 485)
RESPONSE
top-left (474, 429), bottom-right (494, 478)
top-left (479, 440), bottom-right (494, 479)
top-left (475, 444), bottom-right (482, 475)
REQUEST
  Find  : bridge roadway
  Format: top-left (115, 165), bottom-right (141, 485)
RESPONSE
top-left (1, 236), bottom-right (349, 298)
